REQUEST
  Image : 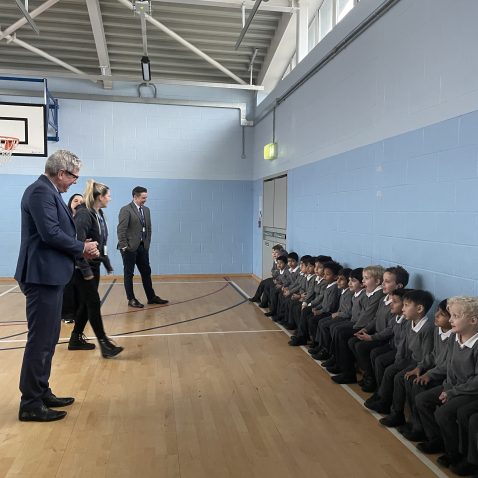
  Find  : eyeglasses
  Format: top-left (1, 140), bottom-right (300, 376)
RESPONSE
top-left (63, 170), bottom-right (79, 180)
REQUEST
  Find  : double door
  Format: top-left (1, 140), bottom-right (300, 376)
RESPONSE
top-left (262, 174), bottom-right (287, 278)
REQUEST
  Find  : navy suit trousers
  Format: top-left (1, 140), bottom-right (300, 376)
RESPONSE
top-left (19, 282), bottom-right (64, 409)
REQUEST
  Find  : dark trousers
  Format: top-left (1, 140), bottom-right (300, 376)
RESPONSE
top-left (371, 345), bottom-right (395, 387)
top-left (72, 267), bottom-right (106, 340)
top-left (350, 338), bottom-right (388, 378)
top-left (290, 300), bottom-right (302, 329)
top-left (334, 324), bottom-right (359, 375)
top-left (416, 386), bottom-right (477, 458)
top-left (329, 321), bottom-right (354, 355)
top-left (385, 362), bottom-right (416, 414)
top-left (121, 243), bottom-right (156, 301)
top-left (19, 282), bottom-right (64, 409)
top-left (457, 400), bottom-right (478, 464)
top-left (269, 287), bottom-right (281, 314)
top-left (61, 274), bottom-right (77, 320)
top-left (404, 377), bottom-right (442, 432)
top-left (315, 316), bottom-right (345, 350)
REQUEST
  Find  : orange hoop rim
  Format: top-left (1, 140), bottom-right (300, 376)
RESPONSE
top-left (0, 136), bottom-right (19, 151)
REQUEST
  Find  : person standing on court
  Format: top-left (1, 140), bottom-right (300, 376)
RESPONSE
top-left (117, 186), bottom-right (168, 308)
top-left (15, 150), bottom-right (99, 422)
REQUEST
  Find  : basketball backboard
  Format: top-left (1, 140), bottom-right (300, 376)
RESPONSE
top-left (0, 102), bottom-right (47, 156)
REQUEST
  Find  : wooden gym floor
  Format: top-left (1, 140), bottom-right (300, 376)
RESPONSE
top-left (0, 277), bottom-right (448, 478)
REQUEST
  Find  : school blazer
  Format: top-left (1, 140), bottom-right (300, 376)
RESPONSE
top-left (117, 201), bottom-right (152, 252)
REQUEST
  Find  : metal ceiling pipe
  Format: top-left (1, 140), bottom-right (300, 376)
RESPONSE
top-left (3, 34), bottom-right (88, 77)
top-left (234, 0), bottom-right (263, 50)
top-left (0, 0), bottom-right (60, 40)
top-left (117, 0), bottom-right (247, 85)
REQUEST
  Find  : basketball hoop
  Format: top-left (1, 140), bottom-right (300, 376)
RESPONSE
top-left (0, 136), bottom-right (19, 165)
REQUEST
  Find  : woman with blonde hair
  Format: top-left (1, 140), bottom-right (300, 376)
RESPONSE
top-left (68, 180), bottom-right (123, 358)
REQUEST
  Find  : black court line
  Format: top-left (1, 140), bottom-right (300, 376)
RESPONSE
top-left (100, 279), bottom-right (116, 306)
top-left (0, 279), bottom-right (247, 350)
top-left (0, 279), bottom-right (117, 350)
top-left (223, 276), bottom-right (250, 299)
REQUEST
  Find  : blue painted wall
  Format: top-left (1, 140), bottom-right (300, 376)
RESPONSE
top-left (1, 175), bottom-right (252, 277)
top-left (285, 110), bottom-right (478, 299)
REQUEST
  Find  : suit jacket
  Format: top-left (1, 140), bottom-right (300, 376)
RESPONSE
top-left (14, 175), bottom-right (84, 286)
top-left (117, 201), bottom-right (152, 252)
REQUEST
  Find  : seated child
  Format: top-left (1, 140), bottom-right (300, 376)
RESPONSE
top-left (309, 268), bottom-right (353, 359)
top-left (328, 265), bottom-right (384, 383)
top-left (399, 299), bottom-right (452, 442)
top-left (345, 266), bottom-right (409, 389)
top-left (370, 288), bottom-right (409, 395)
top-left (288, 260), bottom-right (342, 346)
top-left (415, 297), bottom-right (478, 469)
top-left (249, 244), bottom-right (287, 306)
top-left (266, 252), bottom-right (299, 317)
top-left (365, 290), bottom-right (434, 425)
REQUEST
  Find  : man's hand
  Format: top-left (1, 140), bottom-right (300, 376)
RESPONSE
top-left (83, 240), bottom-right (99, 260)
top-left (438, 391), bottom-right (448, 404)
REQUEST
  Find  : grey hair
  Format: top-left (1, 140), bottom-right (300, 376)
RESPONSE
top-left (44, 150), bottom-right (82, 176)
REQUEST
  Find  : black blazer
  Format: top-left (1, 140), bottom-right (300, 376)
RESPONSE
top-left (74, 204), bottom-right (110, 277)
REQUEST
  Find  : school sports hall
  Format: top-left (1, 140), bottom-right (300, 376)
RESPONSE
top-left (0, 0), bottom-right (476, 477)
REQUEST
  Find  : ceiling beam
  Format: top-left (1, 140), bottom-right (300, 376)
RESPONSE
top-left (117, 0), bottom-right (247, 85)
top-left (146, 0), bottom-right (294, 13)
top-left (0, 0), bottom-right (60, 41)
top-left (85, 0), bottom-right (112, 89)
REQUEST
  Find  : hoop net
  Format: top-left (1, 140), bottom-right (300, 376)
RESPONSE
top-left (0, 136), bottom-right (19, 165)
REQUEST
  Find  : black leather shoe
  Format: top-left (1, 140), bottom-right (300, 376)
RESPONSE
top-left (264, 311), bottom-right (274, 317)
top-left (128, 299), bottom-right (144, 308)
top-left (148, 296), bottom-right (169, 305)
top-left (379, 413), bottom-right (405, 428)
top-left (416, 440), bottom-right (444, 454)
top-left (19, 404), bottom-right (67, 422)
top-left (331, 373), bottom-right (356, 383)
top-left (43, 394), bottom-right (75, 408)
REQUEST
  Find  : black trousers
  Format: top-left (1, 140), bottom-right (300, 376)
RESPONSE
top-left (269, 287), bottom-right (281, 314)
top-left (457, 400), bottom-right (478, 464)
top-left (329, 321), bottom-right (354, 355)
top-left (19, 282), bottom-right (64, 409)
top-left (315, 316), bottom-right (346, 350)
top-left (334, 324), bottom-right (359, 375)
top-left (61, 274), bottom-right (77, 320)
top-left (404, 377), bottom-right (442, 432)
top-left (416, 386), bottom-right (477, 458)
top-left (72, 266), bottom-right (106, 340)
top-left (350, 338), bottom-right (388, 377)
top-left (371, 345), bottom-right (395, 387)
top-left (383, 362), bottom-right (416, 414)
top-left (121, 243), bottom-right (156, 301)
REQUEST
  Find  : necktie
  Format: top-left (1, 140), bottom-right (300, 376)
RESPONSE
top-left (139, 206), bottom-right (146, 241)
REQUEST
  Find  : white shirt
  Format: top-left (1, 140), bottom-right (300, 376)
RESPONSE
top-left (439, 327), bottom-right (453, 341)
top-left (411, 316), bottom-right (428, 333)
top-left (289, 266), bottom-right (299, 273)
top-left (279, 269), bottom-right (285, 275)
top-left (354, 288), bottom-right (365, 298)
top-left (395, 315), bottom-right (405, 324)
top-left (384, 294), bottom-right (392, 306)
top-left (456, 332), bottom-right (478, 349)
top-left (316, 276), bottom-right (323, 284)
top-left (366, 286), bottom-right (382, 298)
top-left (306, 274), bottom-right (314, 281)
top-left (326, 281), bottom-right (337, 289)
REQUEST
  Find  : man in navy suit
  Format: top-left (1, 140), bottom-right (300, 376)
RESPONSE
top-left (15, 150), bottom-right (99, 422)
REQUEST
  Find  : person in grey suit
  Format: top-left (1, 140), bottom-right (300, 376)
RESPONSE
top-left (117, 186), bottom-right (168, 308)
